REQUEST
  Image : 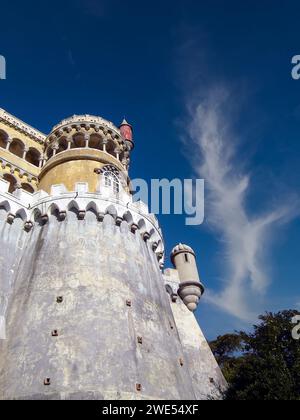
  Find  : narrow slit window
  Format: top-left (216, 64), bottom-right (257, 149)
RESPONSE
top-left (184, 254), bottom-right (189, 263)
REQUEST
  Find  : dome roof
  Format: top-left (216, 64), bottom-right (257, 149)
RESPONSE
top-left (170, 243), bottom-right (195, 261)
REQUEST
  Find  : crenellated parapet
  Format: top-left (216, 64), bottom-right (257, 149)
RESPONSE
top-left (0, 178), bottom-right (165, 267)
top-left (0, 109), bottom-right (228, 401)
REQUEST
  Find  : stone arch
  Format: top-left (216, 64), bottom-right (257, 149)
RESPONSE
top-left (21, 183), bottom-right (35, 194)
top-left (46, 146), bottom-right (54, 159)
top-left (137, 218), bottom-right (146, 233)
top-left (0, 200), bottom-right (11, 212)
top-left (89, 133), bottom-right (102, 150)
top-left (100, 164), bottom-right (120, 176)
top-left (86, 201), bottom-right (98, 213)
top-left (57, 137), bottom-right (68, 154)
top-left (0, 129), bottom-right (8, 149)
top-left (72, 132), bottom-right (85, 148)
top-left (67, 200), bottom-right (79, 212)
top-left (25, 147), bottom-right (41, 167)
top-left (86, 207), bottom-right (98, 220)
top-left (48, 203), bottom-right (60, 216)
top-left (149, 228), bottom-right (156, 239)
top-left (47, 203), bottom-right (61, 221)
top-left (33, 208), bottom-right (42, 222)
top-left (3, 173), bottom-right (17, 193)
top-left (106, 138), bottom-right (117, 156)
top-left (15, 208), bottom-right (27, 221)
top-left (105, 204), bottom-right (117, 219)
top-left (9, 138), bottom-right (25, 159)
top-left (123, 211), bottom-right (133, 224)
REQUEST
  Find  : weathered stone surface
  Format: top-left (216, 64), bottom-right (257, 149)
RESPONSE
top-left (0, 204), bottom-right (195, 400)
top-left (164, 269), bottom-right (227, 399)
top-left (0, 110), bottom-right (226, 400)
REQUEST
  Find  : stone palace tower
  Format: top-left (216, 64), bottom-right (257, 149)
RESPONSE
top-left (0, 108), bottom-right (226, 400)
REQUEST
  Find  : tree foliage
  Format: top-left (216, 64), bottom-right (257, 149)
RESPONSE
top-left (209, 310), bottom-right (300, 400)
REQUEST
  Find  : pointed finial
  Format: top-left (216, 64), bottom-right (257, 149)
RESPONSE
top-left (120, 117), bottom-right (131, 127)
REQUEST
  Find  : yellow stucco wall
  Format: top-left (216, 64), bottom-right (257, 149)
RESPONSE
top-left (39, 148), bottom-right (126, 193)
top-left (0, 118), bottom-right (128, 194)
top-left (0, 121), bottom-right (44, 191)
top-left (0, 148), bottom-right (40, 177)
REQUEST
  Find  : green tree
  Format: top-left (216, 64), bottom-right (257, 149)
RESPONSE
top-left (209, 310), bottom-right (300, 400)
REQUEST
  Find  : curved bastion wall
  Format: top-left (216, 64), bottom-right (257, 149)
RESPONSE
top-left (0, 110), bottom-right (227, 400)
top-left (0, 178), bottom-right (226, 400)
top-left (0, 180), bottom-right (197, 400)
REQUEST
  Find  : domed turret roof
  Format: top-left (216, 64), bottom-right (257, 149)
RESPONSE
top-left (170, 243), bottom-right (195, 263)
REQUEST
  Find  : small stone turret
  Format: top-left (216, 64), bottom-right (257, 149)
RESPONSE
top-left (171, 244), bottom-right (204, 312)
top-left (119, 118), bottom-right (133, 151)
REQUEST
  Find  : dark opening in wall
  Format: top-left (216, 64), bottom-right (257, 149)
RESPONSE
top-left (3, 173), bottom-right (17, 193)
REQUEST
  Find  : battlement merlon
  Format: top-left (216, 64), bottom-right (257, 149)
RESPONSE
top-left (0, 178), bottom-right (165, 266)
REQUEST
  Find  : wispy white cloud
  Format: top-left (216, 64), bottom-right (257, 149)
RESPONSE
top-left (186, 87), bottom-right (299, 321)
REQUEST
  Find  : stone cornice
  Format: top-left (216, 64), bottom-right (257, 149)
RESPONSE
top-left (0, 108), bottom-right (46, 144)
top-left (51, 114), bottom-right (121, 136)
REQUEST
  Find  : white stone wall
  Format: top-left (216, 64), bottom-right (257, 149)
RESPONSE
top-left (0, 178), bottom-right (225, 400)
top-left (164, 269), bottom-right (227, 399)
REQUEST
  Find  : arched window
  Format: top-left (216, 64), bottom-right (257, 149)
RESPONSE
top-left (89, 134), bottom-right (101, 150)
top-left (21, 183), bottom-right (34, 193)
top-left (57, 137), bottom-right (68, 154)
top-left (47, 147), bottom-right (54, 159)
top-left (103, 171), bottom-right (120, 195)
top-left (72, 133), bottom-right (85, 148)
top-left (9, 139), bottom-right (25, 158)
top-left (3, 173), bottom-right (17, 193)
top-left (25, 148), bottom-right (40, 167)
top-left (0, 130), bottom-right (8, 149)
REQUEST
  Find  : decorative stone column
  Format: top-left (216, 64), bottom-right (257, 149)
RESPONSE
top-left (42, 154), bottom-right (47, 167)
top-left (115, 149), bottom-right (120, 161)
top-left (52, 145), bottom-right (58, 157)
top-left (102, 139), bottom-right (108, 153)
top-left (22, 147), bottom-right (28, 160)
top-left (67, 137), bottom-right (72, 150)
top-left (5, 137), bottom-right (11, 150)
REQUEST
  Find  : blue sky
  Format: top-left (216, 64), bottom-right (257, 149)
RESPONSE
top-left (1, 0), bottom-right (300, 339)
